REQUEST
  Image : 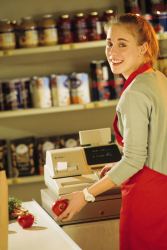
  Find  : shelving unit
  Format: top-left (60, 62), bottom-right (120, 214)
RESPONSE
top-left (0, 0), bottom-right (125, 206)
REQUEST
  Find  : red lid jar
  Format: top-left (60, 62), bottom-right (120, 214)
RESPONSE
top-left (57, 14), bottom-right (73, 44)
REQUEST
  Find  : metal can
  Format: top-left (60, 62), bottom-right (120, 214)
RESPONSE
top-left (2, 79), bottom-right (23, 110)
top-left (20, 78), bottom-right (32, 108)
top-left (38, 14), bottom-right (58, 46)
top-left (90, 60), bottom-right (116, 101)
top-left (50, 74), bottom-right (59, 107)
top-left (57, 14), bottom-right (73, 44)
top-left (0, 140), bottom-right (8, 177)
top-left (30, 76), bottom-right (52, 108)
top-left (0, 82), bottom-right (5, 110)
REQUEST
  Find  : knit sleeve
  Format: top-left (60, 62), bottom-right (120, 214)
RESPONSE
top-left (107, 89), bottom-right (152, 185)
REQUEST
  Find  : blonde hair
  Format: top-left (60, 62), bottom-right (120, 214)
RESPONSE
top-left (107, 13), bottom-right (159, 66)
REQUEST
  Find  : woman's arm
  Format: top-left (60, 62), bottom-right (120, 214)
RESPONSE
top-left (58, 176), bottom-right (116, 221)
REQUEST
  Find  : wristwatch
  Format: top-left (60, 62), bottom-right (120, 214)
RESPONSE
top-left (83, 188), bottom-right (95, 202)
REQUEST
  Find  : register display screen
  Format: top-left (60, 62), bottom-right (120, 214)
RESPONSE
top-left (84, 144), bottom-right (122, 165)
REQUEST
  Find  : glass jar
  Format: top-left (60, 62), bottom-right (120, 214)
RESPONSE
top-left (38, 14), bottom-right (58, 46)
top-left (87, 12), bottom-right (102, 41)
top-left (0, 19), bottom-right (16, 50)
top-left (57, 14), bottom-right (73, 44)
top-left (101, 9), bottom-right (115, 39)
top-left (18, 16), bottom-right (39, 48)
top-left (72, 13), bottom-right (88, 42)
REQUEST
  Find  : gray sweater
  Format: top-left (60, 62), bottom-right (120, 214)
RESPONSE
top-left (107, 70), bottom-right (167, 185)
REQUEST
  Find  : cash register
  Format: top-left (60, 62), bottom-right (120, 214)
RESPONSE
top-left (41, 128), bottom-right (122, 225)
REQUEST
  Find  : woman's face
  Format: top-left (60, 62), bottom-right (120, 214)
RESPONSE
top-left (105, 24), bottom-right (145, 79)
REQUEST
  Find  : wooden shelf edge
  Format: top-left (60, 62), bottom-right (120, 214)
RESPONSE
top-left (1, 40), bottom-right (106, 57)
top-left (0, 100), bottom-right (119, 119)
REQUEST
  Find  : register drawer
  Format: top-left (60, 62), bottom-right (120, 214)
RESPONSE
top-left (41, 189), bottom-right (121, 225)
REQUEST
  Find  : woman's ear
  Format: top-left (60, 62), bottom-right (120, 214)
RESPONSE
top-left (140, 42), bottom-right (148, 55)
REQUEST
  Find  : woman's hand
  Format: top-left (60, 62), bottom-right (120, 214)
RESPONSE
top-left (58, 191), bottom-right (87, 221)
top-left (99, 163), bottom-right (115, 178)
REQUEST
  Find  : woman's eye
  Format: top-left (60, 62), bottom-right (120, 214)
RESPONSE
top-left (119, 43), bottom-right (127, 47)
top-left (106, 42), bottom-right (113, 48)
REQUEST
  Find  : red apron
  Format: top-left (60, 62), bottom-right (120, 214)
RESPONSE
top-left (113, 63), bottom-right (167, 250)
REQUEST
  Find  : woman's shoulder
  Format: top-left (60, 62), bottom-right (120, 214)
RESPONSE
top-left (128, 70), bottom-right (166, 93)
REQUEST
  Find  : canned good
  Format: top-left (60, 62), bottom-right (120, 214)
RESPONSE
top-left (2, 79), bottom-right (24, 110)
top-left (68, 72), bottom-right (90, 104)
top-left (18, 16), bottom-right (39, 48)
top-left (30, 76), bottom-right (52, 108)
top-left (20, 78), bottom-right (32, 108)
top-left (57, 14), bottom-right (73, 44)
top-left (0, 140), bottom-right (8, 177)
top-left (72, 13), bottom-right (88, 42)
top-left (152, 11), bottom-right (167, 33)
top-left (50, 74), bottom-right (59, 106)
top-left (38, 14), bottom-right (58, 46)
top-left (0, 83), bottom-right (5, 110)
top-left (90, 60), bottom-right (116, 101)
top-left (0, 19), bottom-right (16, 50)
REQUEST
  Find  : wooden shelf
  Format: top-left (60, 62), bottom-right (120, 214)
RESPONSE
top-left (8, 175), bottom-right (44, 186)
top-left (0, 100), bottom-right (119, 119)
top-left (1, 40), bottom-right (106, 57)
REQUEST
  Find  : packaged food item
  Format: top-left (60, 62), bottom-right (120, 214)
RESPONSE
top-left (18, 16), bottom-right (38, 48)
top-left (2, 79), bottom-right (24, 110)
top-left (69, 72), bottom-right (91, 104)
top-left (124, 0), bottom-right (141, 14)
top-left (35, 136), bottom-right (60, 175)
top-left (0, 83), bottom-right (5, 110)
top-left (152, 11), bottom-right (167, 33)
top-left (0, 140), bottom-right (8, 177)
top-left (30, 76), bottom-right (52, 108)
top-left (101, 9), bottom-right (115, 39)
top-left (90, 60), bottom-right (117, 101)
top-left (59, 133), bottom-right (80, 148)
top-left (72, 13), bottom-right (88, 42)
top-left (87, 11), bottom-right (102, 41)
top-left (0, 19), bottom-right (16, 50)
top-left (55, 75), bottom-right (70, 106)
top-left (57, 14), bottom-right (73, 44)
top-left (50, 74), bottom-right (58, 107)
top-left (38, 14), bottom-right (58, 46)
top-left (20, 78), bottom-right (32, 109)
top-left (10, 137), bottom-right (37, 177)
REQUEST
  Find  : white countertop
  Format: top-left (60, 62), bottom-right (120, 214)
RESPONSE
top-left (8, 200), bottom-right (82, 250)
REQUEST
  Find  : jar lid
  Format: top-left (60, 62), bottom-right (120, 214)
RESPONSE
top-left (90, 12), bottom-right (99, 16)
top-left (0, 19), bottom-right (13, 32)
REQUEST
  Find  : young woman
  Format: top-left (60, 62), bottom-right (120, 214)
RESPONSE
top-left (58, 14), bottom-right (167, 250)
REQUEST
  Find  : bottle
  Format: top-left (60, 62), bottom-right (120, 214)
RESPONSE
top-left (87, 11), bottom-right (102, 41)
top-left (124, 0), bottom-right (141, 14)
top-left (0, 170), bottom-right (8, 250)
top-left (18, 16), bottom-right (38, 48)
top-left (101, 9), bottom-right (115, 39)
top-left (38, 14), bottom-right (58, 46)
top-left (72, 13), bottom-right (88, 42)
top-left (57, 14), bottom-right (73, 44)
top-left (0, 19), bottom-right (16, 50)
